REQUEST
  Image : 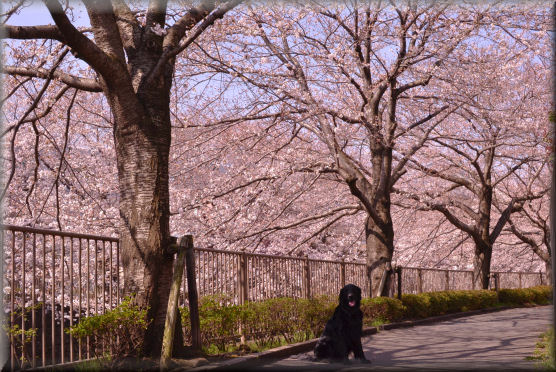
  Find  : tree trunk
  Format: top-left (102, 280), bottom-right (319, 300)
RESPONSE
top-left (472, 240), bottom-right (492, 289)
top-left (110, 82), bottom-right (185, 357)
top-left (365, 201), bottom-right (395, 297)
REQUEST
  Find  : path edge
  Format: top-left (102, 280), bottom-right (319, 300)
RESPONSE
top-left (186, 305), bottom-right (541, 371)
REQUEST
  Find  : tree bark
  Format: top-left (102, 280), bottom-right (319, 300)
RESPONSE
top-left (109, 72), bottom-right (187, 357)
top-left (365, 203), bottom-right (395, 297)
top-left (472, 240), bottom-right (493, 289)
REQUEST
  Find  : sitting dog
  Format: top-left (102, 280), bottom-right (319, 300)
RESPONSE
top-left (313, 284), bottom-right (370, 363)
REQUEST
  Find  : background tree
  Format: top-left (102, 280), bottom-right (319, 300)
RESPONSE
top-left (1, 0), bottom-right (241, 357)
top-left (186, 1), bottom-right (491, 297)
top-left (396, 30), bottom-right (551, 288)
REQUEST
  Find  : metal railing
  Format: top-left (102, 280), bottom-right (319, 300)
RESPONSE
top-left (1, 224), bottom-right (549, 369)
top-left (2, 225), bottom-right (120, 370)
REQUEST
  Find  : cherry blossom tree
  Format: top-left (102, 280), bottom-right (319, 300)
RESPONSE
top-left (182, 1), bottom-right (532, 296)
top-left (395, 24), bottom-right (552, 288)
top-left (1, 0), bottom-right (241, 357)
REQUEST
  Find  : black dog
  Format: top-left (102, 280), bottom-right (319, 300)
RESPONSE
top-left (313, 284), bottom-right (370, 363)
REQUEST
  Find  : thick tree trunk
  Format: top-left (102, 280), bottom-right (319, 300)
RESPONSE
top-left (110, 84), bottom-right (185, 357)
top-left (472, 240), bottom-right (492, 289)
top-left (365, 201), bottom-right (395, 297)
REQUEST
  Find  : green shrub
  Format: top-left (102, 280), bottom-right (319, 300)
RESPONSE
top-left (498, 288), bottom-right (535, 305)
top-left (243, 298), bottom-right (299, 347)
top-left (527, 286), bottom-right (552, 305)
top-left (178, 286), bottom-right (552, 356)
top-left (498, 286), bottom-right (552, 306)
top-left (299, 295), bottom-right (336, 338)
top-left (401, 293), bottom-right (431, 319)
top-left (180, 295), bottom-right (336, 353)
top-left (66, 297), bottom-right (149, 366)
top-left (401, 290), bottom-right (498, 319)
top-left (360, 297), bottom-right (405, 326)
top-left (180, 294), bottom-right (242, 352)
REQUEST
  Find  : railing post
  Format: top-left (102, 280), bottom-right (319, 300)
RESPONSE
top-left (495, 273), bottom-right (500, 294)
top-left (540, 270), bottom-right (544, 285)
top-left (418, 269), bottom-right (423, 294)
top-left (519, 272), bottom-right (522, 288)
top-left (340, 259), bottom-right (346, 288)
top-left (161, 235), bottom-right (190, 370)
top-left (183, 236), bottom-right (201, 352)
top-left (239, 252), bottom-right (248, 304)
top-left (396, 266), bottom-right (402, 300)
top-left (303, 256), bottom-right (311, 299)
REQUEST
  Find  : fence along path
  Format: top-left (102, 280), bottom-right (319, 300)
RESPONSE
top-left (1, 224), bottom-right (549, 369)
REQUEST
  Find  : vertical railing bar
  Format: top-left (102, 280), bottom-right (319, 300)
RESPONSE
top-left (94, 240), bottom-right (99, 357)
top-left (211, 252), bottom-right (215, 296)
top-left (32, 232), bottom-right (37, 369)
top-left (109, 241), bottom-right (113, 310)
top-left (203, 252), bottom-right (206, 297)
top-left (10, 231), bottom-right (15, 371)
top-left (41, 234), bottom-right (46, 367)
top-left (70, 238), bottom-right (74, 362)
top-left (103, 240), bottom-right (106, 314)
top-left (219, 253), bottom-right (222, 296)
top-left (86, 239), bottom-right (90, 359)
top-left (116, 240), bottom-right (120, 305)
top-left (198, 252), bottom-right (202, 298)
top-left (101, 240), bottom-right (106, 357)
top-left (22, 233), bottom-right (26, 369)
top-left (61, 236), bottom-right (65, 364)
top-left (95, 240), bottom-right (98, 318)
top-left (213, 252), bottom-right (217, 296)
top-left (78, 239), bottom-right (82, 361)
top-left (51, 235), bottom-right (56, 365)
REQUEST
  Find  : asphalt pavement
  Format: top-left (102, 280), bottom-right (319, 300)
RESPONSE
top-left (251, 305), bottom-right (552, 371)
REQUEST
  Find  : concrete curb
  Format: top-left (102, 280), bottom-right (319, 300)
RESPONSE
top-left (187, 306), bottom-right (514, 371)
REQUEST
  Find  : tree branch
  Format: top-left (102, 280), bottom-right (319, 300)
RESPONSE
top-left (2, 66), bottom-right (102, 92)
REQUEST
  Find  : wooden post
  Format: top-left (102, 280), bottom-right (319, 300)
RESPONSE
top-left (417, 269), bottom-right (423, 294)
top-left (519, 272), bottom-right (522, 288)
top-left (303, 256), bottom-right (311, 299)
top-left (445, 270), bottom-right (450, 291)
top-left (495, 273), bottom-right (500, 294)
top-left (340, 259), bottom-right (346, 288)
top-left (161, 235), bottom-right (191, 370)
top-left (183, 236), bottom-right (201, 352)
top-left (239, 252), bottom-right (248, 304)
top-left (540, 271), bottom-right (544, 285)
top-left (396, 266), bottom-right (402, 300)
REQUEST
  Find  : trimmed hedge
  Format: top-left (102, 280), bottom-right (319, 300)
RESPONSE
top-left (498, 285), bottom-right (552, 306)
top-left (361, 296), bottom-right (405, 325)
top-left (401, 290), bottom-right (498, 319)
top-left (180, 286), bottom-right (552, 354)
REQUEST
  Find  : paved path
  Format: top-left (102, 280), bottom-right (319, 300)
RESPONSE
top-left (256, 306), bottom-right (552, 371)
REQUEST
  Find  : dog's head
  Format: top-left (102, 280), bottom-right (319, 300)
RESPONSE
top-left (339, 284), bottom-right (361, 309)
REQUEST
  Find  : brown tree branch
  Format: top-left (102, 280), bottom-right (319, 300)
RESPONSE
top-left (145, 0), bottom-right (241, 86)
top-left (43, 0), bottom-right (120, 81)
top-left (2, 24), bottom-right (63, 40)
top-left (2, 66), bottom-right (102, 92)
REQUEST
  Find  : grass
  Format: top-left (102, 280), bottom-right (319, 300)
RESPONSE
top-left (73, 358), bottom-right (107, 372)
top-left (370, 317), bottom-right (387, 328)
top-left (202, 332), bottom-right (313, 356)
top-left (528, 328), bottom-right (555, 370)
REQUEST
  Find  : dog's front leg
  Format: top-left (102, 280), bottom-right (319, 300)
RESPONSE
top-left (353, 342), bottom-right (371, 363)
